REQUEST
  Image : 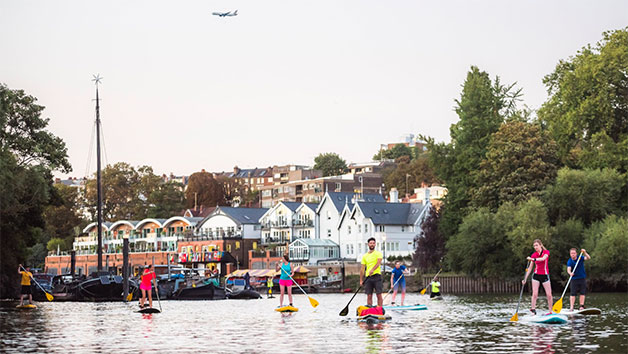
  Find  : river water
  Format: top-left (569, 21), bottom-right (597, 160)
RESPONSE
top-left (1, 293), bottom-right (626, 353)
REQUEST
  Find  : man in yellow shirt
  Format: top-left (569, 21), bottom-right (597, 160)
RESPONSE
top-left (360, 237), bottom-right (383, 307)
top-left (18, 264), bottom-right (33, 306)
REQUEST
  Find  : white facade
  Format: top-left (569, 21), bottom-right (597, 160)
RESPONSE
top-left (196, 207), bottom-right (265, 240)
top-left (289, 238), bottom-right (340, 266)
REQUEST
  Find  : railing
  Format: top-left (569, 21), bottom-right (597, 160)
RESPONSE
top-left (423, 275), bottom-right (521, 294)
top-left (262, 236), bottom-right (287, 245)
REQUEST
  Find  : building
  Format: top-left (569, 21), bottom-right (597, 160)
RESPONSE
top-left (259, 173), bottom-right (383, 207)
top-left (258, 201), bottom-right (318, 253)
top-left (316, 191), bottom-right (385, 243)
top-left (337, 199), bottom-right (431, 262)
top-left (381, 133), bottom-right (427, 152)
top-left (289, 238), bottom-right (340, 266)
top-left (347, 161), bottom-right (395, 175)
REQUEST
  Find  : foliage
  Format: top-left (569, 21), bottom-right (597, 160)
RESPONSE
top-left (146, 182), bottom-right (185, 218)
top-left (537, 28), bottom-right (628, 172)
top-left (313, 152), bottom-right (347, 177)
top-left (543, 168), bottom-right (624, 226)
top-left (373, 143), bottom-right (416, 161)
top-left (414, 208), bottom-right (445, 271)
top-left (47, 237), bottom-right (69, 253)
top-left (424, 66), bottom-right (521, 239)
top-left (185, 171), bottom-right (225, 209)
top-left (583, 215), bottom-right (628, 275)
top-left (383, 153), bottom-right (440, 196)
top-left (43, 183), bottom-right (85, 248)
top-left (470, 121), bottom-right (559, 210)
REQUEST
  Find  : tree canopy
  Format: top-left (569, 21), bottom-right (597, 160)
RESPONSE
top-left (314, 152), bottom-right (347, 177)
top-left (185, 171), bottom-right (225, 208)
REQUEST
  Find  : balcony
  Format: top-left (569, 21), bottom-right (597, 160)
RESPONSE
top-left (262, 236), bottom-right (288, 245)
top-left (293, 220), bottom-right (314, 228)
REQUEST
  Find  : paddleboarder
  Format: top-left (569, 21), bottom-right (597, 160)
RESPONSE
top-left (567, 248), bottom-right (591, 311)
top-left (267, 276), bottom-right (274, 298)
top-left (276, 255), bottom-right (295, 308)
top-left (139, 265), bottom-right (156, 309)
top-left (18, 264), bottom-right (34, 306)
top-left (360, 237), bottom-right (383, 307)
top-left (429, 276), bottom-right (442, 299)
top-left (522, 239), bottom-right (553, 315)
top-left (390, 261), bottom-right (409, 305)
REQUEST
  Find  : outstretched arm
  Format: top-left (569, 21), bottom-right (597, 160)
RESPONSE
top-left (582, 249), bottom-right (591, 261)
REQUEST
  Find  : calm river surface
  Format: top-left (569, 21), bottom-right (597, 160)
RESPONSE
top-left (1, 293), bottom-right (626, 353)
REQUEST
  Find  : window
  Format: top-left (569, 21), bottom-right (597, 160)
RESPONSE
top-left (378, 225), bottom-right (385, 232)
top-left (227, 244), bottom-right (232, 252)
top-left (327, 229), bottom-right (331, 237)
top-left (364, 224), bottom-right (368, 233)
top-left (401, 226), bottom-right (405, 232)
top-left (346, 244), bottom-right (350, 254)
top-left (350, 244), bottom-right (354, 254)
top-left (335, 182), bottom-right (341, 191)
top-left (358, 224), bottom-right (361, 233)
top-left (358, 243), bottom-right (362, 253)
top-left (236, 241), bottom-right (240, 249)
top-left (327, 210), bottom-right (331, 220)
top-left (348, 226), bottom-right (351, 234)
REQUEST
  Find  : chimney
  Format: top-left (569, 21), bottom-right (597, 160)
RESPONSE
top-left (390, 188), bottom-right (399, 203)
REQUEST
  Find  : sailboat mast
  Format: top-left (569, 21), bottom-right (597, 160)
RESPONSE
top-left (93, 75), bottom-right (103, 272)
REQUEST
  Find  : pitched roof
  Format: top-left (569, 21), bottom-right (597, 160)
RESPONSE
top-left (326, 192), bottom-right (385, 212)
top-left (356, 202), bottom-right (413, 225)
top-left (218, 207), bottom-right (268, 224)
top-left (406, 203), bottom-right (430, 224)
top-left (183, 207), bottom-right (216, 218)
top-left (281, 201), bottom-right (303, 212)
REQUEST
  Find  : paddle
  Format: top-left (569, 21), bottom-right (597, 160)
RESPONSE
top-left (420, 268), bottom-right (442, 295)
top-left (510, 260), bottom-right (532, 322)
top-left (20, 265), bottom-right (53, 301)
top-left (383, 274), bottom-right (405, 305)
top-left (282, 268), bottom-right (319, 308)
top-left (339, 276), bottom-right (369, 316)
top-left (153, 275), bottom-right (162, 312)
top-left (552, 250), bottom-right (584, 314)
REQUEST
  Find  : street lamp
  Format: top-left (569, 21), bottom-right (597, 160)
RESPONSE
top-left (381, 233), bottom-right (387, 276)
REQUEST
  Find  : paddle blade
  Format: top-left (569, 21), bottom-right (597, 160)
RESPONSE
top-left (510, 313), bottom-right (519, 322)
top-left (420, 288), bottom-right (426, 295)
top-left (552, 298), bottom-right (563, 313)
top-left (45, 292), bottom-right (54, 301)
top-left (339, 306), bottom-right (349, 316)
top-left (309, 296), bottom-right (319, 308)
top-left (126, 292), bottom-right (133, 301)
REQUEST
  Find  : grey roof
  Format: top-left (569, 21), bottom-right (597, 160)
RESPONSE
top-left (292, 238), bottom-right (339, 247)
top-left (302, 203), bottom-right (319, 212)
top-left (406, 203), bottom-right (430, 225)
top-left (356, 202), bottom-right (416, 225)
top-left (327, 192), bottom-right (385, 212)
top-left (218, 207), bottom-right (268, 224)
top-left (183, 217), bottom-right (204, 225)
top-left (281, 202), bottom-right (303, 212)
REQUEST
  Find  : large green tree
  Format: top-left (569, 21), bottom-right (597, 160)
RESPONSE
top-left (470, 121), bottom-right (559, 210)
top-left (0, 84), bottom-right (70, 297)
top-left (146, 181), bottom-right (185, 218)
top-left (538, 28), bottom-right (628, 172)
top-left (383, 153), bottom-right (440, 196)
top-left (373, 143), bottom-right (416, 161)
top-left (185, 171), bottom-right (225, 208)
top-left (43, 183), bottom-right (86, 250)
top-left (425, 66), bottom-right (521, 239)
top-left (314, 152), bottom-right (347, 177)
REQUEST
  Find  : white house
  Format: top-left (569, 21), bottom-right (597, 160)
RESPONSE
top-left (316, 192), bottom-right (385, 243)
top-left (258, 201), bottom-right (318, 254)
top-left (288, 238), bottom-right (340, 266)
top-left (196, 206), bottom-right (268, 240)
top-left (337, 201), bottom-right (431, 262)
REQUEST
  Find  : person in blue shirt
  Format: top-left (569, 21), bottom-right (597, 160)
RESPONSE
top-left (567, 248), bottom-right (591, 311)
top-left (390, 261), bottom-right (409, 306)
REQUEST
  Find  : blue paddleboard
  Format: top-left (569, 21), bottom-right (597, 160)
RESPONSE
top-left (527, 313), bottom-right (568, 324)
top-left (383, 304), bottom-right (427, 311)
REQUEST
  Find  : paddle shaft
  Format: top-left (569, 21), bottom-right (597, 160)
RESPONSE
top-left (558, 250), bottom-right (584, 301)
top-left (20, 265), bottom-right (51, 297)
top-left (422, 268), bottom-right (442, 293)
top-left (514, 261), bottom-right (532, 316)
top-left (339, 276), bottom-right (369, 315)
top-left (281, 268), bottom-right (308, 296)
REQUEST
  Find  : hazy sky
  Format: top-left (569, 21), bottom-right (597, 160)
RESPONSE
top-left (1, 1), bottom-right (626, 178)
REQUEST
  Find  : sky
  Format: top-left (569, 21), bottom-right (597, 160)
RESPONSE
top-left (1, 1), bottom-right (626, 179)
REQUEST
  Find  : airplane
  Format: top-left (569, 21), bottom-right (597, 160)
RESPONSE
top-left (212, 10), bottom-right (237, 17)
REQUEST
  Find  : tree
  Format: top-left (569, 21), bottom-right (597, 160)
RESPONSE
top-left (373, 144), bottom-right (416, 161)
top-left (383, 154), bottom-right (440, 196)
top-left (314, 152), bottom-right (347, 177)
top-left (47, 237), bottom-right (69, 253)
top-left (470, 121), bottom-right (559, 210)
top-left (543, 168), bottom-right (624, 226)
top-left (584, 215), bottom-right (628, 276)
top-left (43, 183), bottom-right (86, 249)
top-left (185, 171), bottom-right (225, 208)
top-left (414, 208), bottom-right (445, 271)
top-left (425, 66), bottom-right (521, 239)
top-left (84, 162), bottom-right (141, 220)
top-left (146, 182), bottom-right (185, 218)
top-left (0, 84), bottom-right (70, 297)
top-left (538, 28), bottom-right (628, 172)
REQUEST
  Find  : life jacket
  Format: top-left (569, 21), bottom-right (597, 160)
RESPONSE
top-left (357, 305), bottom-right (385, 317)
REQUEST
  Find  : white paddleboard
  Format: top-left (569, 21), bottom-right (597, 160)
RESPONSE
top-left (560, 307), bottom-right (601, 316)
top-left (383, 304), bottom-right (427, 311)
top-left (524, 313), bottom-right (569, 324)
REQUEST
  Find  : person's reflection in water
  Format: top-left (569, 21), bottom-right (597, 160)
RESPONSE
top-left (358, 323), bottom-right (390, 354)
top-left (532, 326), bottom-right (557, 354)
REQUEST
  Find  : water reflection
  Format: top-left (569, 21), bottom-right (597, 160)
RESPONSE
top-left (0, 293), bottom-right (626, 353)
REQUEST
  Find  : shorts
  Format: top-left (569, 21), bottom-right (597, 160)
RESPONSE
top-left (21, 285), bottom-right (32, 295)
top-left (430, 292), bottom-right (441, 298)
top-left (279, 279), bottom-right (293, 287)
top-left (532, 274), bottom-right (550, 283)
top-left (393, 278), bottom-right (406, 292)
top-left (364, 274), bottom-right (382, 295)
top-left (570, 278), bottom-right (587, 296)
top-left (140, 283), bottom-right (152, 291)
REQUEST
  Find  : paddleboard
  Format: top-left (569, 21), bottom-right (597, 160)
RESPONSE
top-left (560, 308), bottom-right (601, 316)
top-left (16, 304), bottom-right (37, 309)
top-left (526, 313), bottom-right (568, 324)
top-left (357, 314), bottom-right (392, 324)
top-left (275, 306), bottom-right (298, 313)
top-left (136, 308), bottom-right (161, 314)
top-left (430, 296), bottom-right (443, 301)
top-left (383, 304), bottom-right (427, 311)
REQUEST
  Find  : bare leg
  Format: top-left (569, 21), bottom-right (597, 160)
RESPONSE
top-left (279, 285), bottom-right (285, 307)
top-left (29, 294), bottom-right (33, 305)
top-left (570, 296), bottom-right (575, 311)
top-left (542, 281), bottom-right (553, 313)
top-left (391, 288), bottom-right (398, 304)
top-left (366, 293), bottom-right (373, 306)
top-left (376, 293), bottom-right (383, 307)
top-left (20, 294), bottom-right (24, 306)
top-left (531, 280), bottom-right (540, 310)
top-left (579, 295), bottom-right (585, 308)
top-left (140, 289), bottom-right (146, 307)
top-left (401, 288), bottom-right (406, 306)
top-left (148, 291), bottom-right (153, 308)
top-left (287, 286), bottom-right (293, 305)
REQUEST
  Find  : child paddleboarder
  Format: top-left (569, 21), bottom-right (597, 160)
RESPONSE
top-left (139, 265), bottom-right (157, 309)
top-left (276, 255), bottom-right (295, 308)
top-left (522, 239), bottom-right (553, 315)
